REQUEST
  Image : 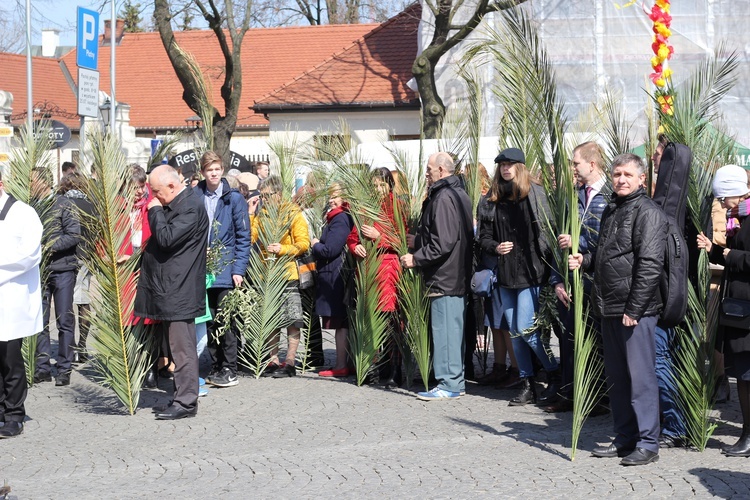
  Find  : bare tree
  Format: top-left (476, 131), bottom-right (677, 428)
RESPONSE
top-left (153, 0), bottom-right (252, 163)
top-left (415, 0), bottom-right (528, 138)
top-left (254, 0), bottom-right (403, 26)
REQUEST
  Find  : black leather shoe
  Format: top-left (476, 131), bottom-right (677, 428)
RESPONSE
top-left (659, 434), bottom-right (686, 449)
top-left (592, 443), bottom-right (635, 458)
top-left (154, 405), bottom-right (197, 420)
top-left (723, 433), bottom-right (750, 456)
top-left (508, 377), bottom-right (536, 406)
top-left (55, 371), bottom-right (71, 387)
top-left (33, 371), bottom-right (52, 384)
top-left (143, 369), bottom-right (158, 389)
top-left (0, 421), bottom-right (24, 438)
top-left (544, 397), bottom-right (574, 413)
top-left (620, 447), bottom-right (659, 466)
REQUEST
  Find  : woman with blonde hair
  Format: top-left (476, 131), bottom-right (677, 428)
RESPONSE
top-left (478, 148), bottom-right (559, 406)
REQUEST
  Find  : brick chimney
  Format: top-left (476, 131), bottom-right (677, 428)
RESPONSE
top-left (102, 18), bottom-right (125, 46)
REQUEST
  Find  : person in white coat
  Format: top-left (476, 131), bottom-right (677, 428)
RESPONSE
top-left (0, 170), bottom-right (43, 438)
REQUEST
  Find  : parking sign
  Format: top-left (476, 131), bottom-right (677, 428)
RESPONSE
top-left (77, 7), bottom-right (99, 70)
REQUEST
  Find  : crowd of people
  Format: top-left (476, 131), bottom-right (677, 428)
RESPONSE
top-left (1, 143), bottom-right (749, 468)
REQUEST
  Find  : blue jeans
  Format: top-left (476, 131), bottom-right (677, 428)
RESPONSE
top-left (500, 286), bottom-right (558, 378)
top-left (430, 295), bottom-right (466, 393)
top-left (655, 326), bottom-right (687, 438)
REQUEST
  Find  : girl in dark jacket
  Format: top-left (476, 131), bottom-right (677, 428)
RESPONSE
top-left (478, 148), bottom-right (559, 405)
top-left (312, 184), bottom-right (354, 377)
top-left (698, 164), bottom-right (750, 457)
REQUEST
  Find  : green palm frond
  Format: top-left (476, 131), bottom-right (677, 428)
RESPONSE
top-left (220, 252), bottom-right (293, 378)
top-left (268, 129), bottom-right (303, 197)
top-left (349, 238), bottom-right (391, 386)
top-left (83, 130), bottom-right (153, 414)
top-left (147, 134), bottom-right (184, 172)
top-left (397, 268), bottom-right (431, 390)
top-left (456, 64), bottom-right (486, 216)
top-left (224, 196), bottom-right (298, 377)
top-left (595, 87), bottom-right (634, 160)
top-left (175, 44), bottom-right (214, 153)
top-left (5, 123), bottom-right (56, 385)
top-left (655, 45), bottom-right (740, 450)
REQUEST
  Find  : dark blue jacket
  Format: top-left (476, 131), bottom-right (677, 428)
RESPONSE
top-left (550, 182), bottom-right (611, 291)
top-left (311, 209), bottom-right (353, 318)
top-left (194, 179), bottom-right (251, 289)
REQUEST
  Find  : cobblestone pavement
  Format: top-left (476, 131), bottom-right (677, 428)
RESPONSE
top-left (2, 333), bottom-right (750, 499)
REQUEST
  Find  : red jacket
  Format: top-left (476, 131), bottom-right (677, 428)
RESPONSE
top-left (346, 193), bottom-right (405, 312)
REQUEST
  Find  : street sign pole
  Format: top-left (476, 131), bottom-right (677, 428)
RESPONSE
top-left (110, 0), bottom-right (116, 141)
top-left (25, 0), bottom-right (32, 132)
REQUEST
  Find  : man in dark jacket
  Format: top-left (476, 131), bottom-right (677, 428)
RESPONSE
top-left (571, 153), bottom-right (667, 466)
top-left (195, 151), bottom-right (251, 388)
top-left (401, 152), bottom-right (473, 401)
top-left (135, 165), bottom-right (209, 420)
top-left (35, 170), bottom-right (81, 387)
top-left (546, 142), bottom-right (611, 412)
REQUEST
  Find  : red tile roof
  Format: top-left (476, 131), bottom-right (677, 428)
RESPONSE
top-left (0, 52), bottom-right (80, 129)
top-left (60, 24), bottom-right (377, 130)
top-left (254, 4), bottom-right (420, 112)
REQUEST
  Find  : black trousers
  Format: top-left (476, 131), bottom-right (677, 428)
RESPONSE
top-left (207, 288), bottom-right (238, 374)
top-left (167, 321), bottom-right (199, 412)
top-left (37, 269), bottom-right (77, 374)
top-left (601, 315), bottom-right (660, 453)
top-left (0, 338), bottom-right (28, 423)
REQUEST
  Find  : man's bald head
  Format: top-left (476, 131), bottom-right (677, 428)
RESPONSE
top-left (426, 151), bottom-right (456, 186)
top-left (149, 165), bottom-right (184, 205)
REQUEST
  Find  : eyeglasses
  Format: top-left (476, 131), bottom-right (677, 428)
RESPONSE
top-left (718, 197), bottom-right (726, 204)
top-left (260, 191), bottom-right (277, 200)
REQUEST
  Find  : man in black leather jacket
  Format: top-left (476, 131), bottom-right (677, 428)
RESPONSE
top-left (570, 153), bottom-right (667, 466)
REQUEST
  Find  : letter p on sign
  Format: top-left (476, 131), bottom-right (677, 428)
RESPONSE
top-left (76, 7), bottom-right (100, 70)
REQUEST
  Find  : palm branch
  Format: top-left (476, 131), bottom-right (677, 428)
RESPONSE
top-left (267, 129), bottom-right (303, 197)
top-left (219, 251), bottom-right (293, 378)
top-left (467, 7), bottom-right (607, 458)
top-left (175, 44), bottom-right (215, 153)
top-left (5, 123), bottom-right (56, 385)
top-left (654, 45), bottom-right (739, 450)
top-left (147, 133), bottom-right (183, 172)
top-left (82, 130), bottom-right (153, 414)
top-left (456, 64), bottom-right (486, 217)
top-left (218, 193), bottom-right (299, 377)
top-left (595, 87), bottom-right (634, 161)
top-left (348, 237), bottom-right (391, 386)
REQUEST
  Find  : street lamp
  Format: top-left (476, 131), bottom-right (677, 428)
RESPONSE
top-left (99, 98), bottom-right (111, 130)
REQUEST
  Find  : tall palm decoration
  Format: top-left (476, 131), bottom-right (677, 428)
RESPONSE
top-left (655, 45), bottom-right (739, 450)
top-left (220, 133), bottom-right (303, 377)
top-left (4, 124), bottom-right (55, 385)
top-left (82, 130), bottom-right (153, 414)
top-left (388, 145), bottom-right (431, 390)
top-left (466, 6), bottom-right (602, 459)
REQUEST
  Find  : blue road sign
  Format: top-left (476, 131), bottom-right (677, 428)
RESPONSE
top-left (77, 7), bottom-right (100, 70)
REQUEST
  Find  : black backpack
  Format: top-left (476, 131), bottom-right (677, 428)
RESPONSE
top-left (651, 142), bottom-right (692, 328)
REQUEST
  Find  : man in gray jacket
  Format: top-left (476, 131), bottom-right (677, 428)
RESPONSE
top-left (401, 152), bottom-right (473, 401)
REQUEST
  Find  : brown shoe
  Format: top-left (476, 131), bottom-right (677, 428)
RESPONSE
top-left (476, 363), bottom-right (508, 386)
top-left (496, 367), bottom-right (522, 389)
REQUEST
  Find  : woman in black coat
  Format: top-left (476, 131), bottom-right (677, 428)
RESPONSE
top-left (698, 164), bottom-right (750, 457)
top-left (311, 183), bottom-right (354, 377)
